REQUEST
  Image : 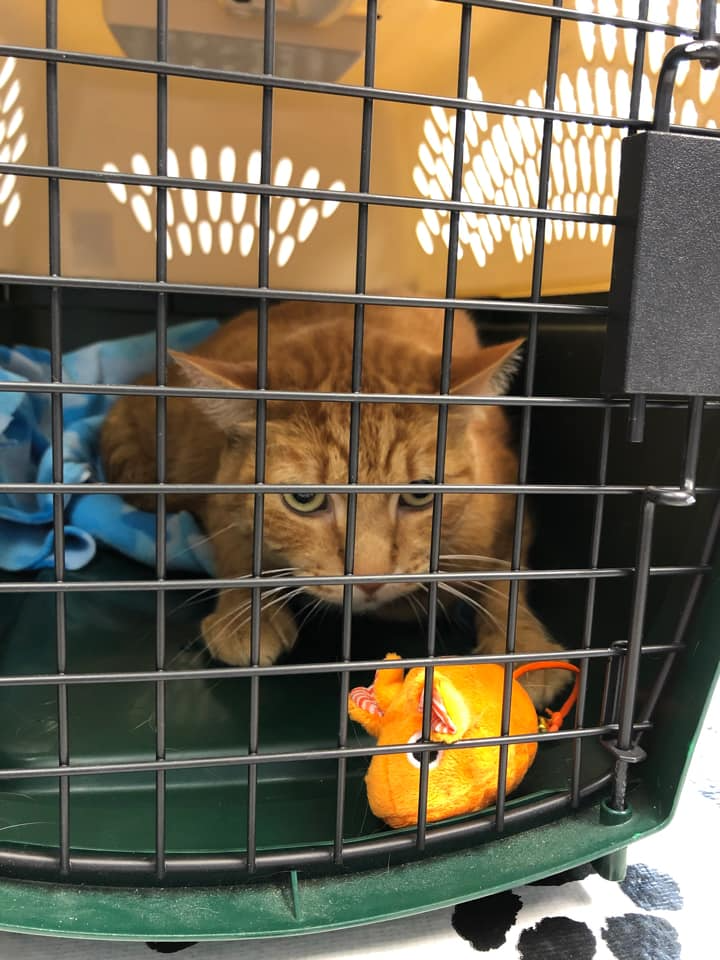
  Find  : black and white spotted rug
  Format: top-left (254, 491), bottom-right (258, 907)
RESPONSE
top-left (0, 686), bottom-right (716, 960)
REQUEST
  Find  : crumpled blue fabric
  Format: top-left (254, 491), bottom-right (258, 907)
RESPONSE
top-left (0, 320), bottom-right (220, 574)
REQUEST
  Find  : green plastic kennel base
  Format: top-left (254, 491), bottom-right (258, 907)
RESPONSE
top-left (0, 792), bottom-right (673, 941)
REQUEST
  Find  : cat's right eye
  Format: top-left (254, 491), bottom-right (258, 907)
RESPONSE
top-left (282, 492), bottom-right (329, 515)
top-left (399, 479), bottom-right (435, 509)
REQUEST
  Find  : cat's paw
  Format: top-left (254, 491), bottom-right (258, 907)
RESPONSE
top-left (476, 611), bottom-right (570, 709)
top-left (201, 600), bottom-right (297, 667)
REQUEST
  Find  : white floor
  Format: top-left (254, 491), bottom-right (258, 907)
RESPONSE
top-left (0, 682), bottom-right (717, 959)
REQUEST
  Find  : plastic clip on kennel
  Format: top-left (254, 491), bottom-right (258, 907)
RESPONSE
top-left (0, 0), bottom-right (719, 944)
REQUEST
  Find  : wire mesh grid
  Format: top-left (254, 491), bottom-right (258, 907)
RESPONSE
top-left (0, 0), bottom-right (719, 888)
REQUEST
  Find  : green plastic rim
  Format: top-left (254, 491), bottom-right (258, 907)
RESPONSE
top-left (0, 790), bottom-right (663, 941)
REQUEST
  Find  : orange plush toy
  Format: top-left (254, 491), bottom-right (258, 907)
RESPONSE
top-left (348, 655), bottom-right (579, 829)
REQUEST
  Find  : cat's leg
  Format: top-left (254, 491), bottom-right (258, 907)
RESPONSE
top-left (200, 526), bottom-right (299, 666)
top-left (469, 581), bottom-right (569, 708)
top-left (201, 586), bottom-right (298, 666)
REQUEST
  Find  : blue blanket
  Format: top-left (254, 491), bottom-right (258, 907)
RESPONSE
top-left (0, 320), bottom-right (220, 574)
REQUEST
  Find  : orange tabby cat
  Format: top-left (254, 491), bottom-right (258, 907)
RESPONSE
top-left (101, 301), bottom-right (566, 704)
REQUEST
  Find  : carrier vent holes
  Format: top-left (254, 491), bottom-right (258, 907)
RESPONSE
top-left (413, 1), bottom-right (719, 266)
top-left (102, 145), bottom-right (346, 266)
top-left (0, 58), bottom-right (27, 228)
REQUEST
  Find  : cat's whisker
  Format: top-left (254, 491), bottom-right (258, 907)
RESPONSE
top-left (225, 587), bottom-right (307, 638)
top-left (438, 553), bottom-right (512, 569)
top-left (405, 592), bottom-right (426, 632)
top-left (448, 577), bottom-right (534, 617)
top-left (455, 578), bottom-right (508, 600)
top-left (168, 587), bottom-right (218, 618)
top-left (171, 579), bottom-right (304, 666)
top-left (168, 568), bottom-right (298, 621)
top-left (232, 566), bottom-right (300, 583)
top-left (214, 584), bottom-right (299, 626)
top-left (167, 638), bottom-right (213, 670)
top-left (413, 582), bottom-right (451, 624)
top-left (293, 596), bottom-right (325, 633)
top-left (438, 582), bottom-right (504, 634)
top-left (460, 578), bottom-right (521, 605)
top-left (164, 627), bottom-right (215, 668)
top-left (315, 599), bottom-right (332, 630)
top-left (435, 594), bottom-right (450, 622)
top-left (260, 587), bottom-right (306, 619)
top-left (167, 518), bottom-right (239, 562)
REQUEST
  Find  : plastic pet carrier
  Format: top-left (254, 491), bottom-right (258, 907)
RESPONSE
top-left (0, 0), bottom-right (719, 943)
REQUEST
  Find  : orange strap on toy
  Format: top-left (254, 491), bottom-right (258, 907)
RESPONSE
top-left (512, 661), bottom-right (581, 733)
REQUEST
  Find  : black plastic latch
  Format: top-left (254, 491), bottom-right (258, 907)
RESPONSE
top-left (603, 129), bottom-right (720, 398)
top-left (602, 38), bottom-right (720, 442)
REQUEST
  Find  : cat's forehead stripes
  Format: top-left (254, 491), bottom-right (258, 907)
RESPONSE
top-left (265, 399), bottom-right (443, 485)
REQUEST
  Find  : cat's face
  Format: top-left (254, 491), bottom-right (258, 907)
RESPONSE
top-left (173, 326), bottom-right (521, 614)
top-left (214, 401), bottom-right (482, 612)
top-left (176, 324), bottom-right (520, 611)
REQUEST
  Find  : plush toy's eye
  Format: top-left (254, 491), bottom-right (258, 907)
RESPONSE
top-left (399, 479), bottom-right (434, 509)
top-left (282, 492), bottom-right (329, 514)
top-left (405, 731), bottom-right (442, 770)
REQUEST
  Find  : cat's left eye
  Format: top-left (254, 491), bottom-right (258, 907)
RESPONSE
top-left (399, 480), bottom-right (434, 509)
top-left (282, 492), bottom-right (329, 514)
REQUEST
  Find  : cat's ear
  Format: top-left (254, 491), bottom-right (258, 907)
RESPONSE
top-left (450, 338), bottom-right (525, 397)
top-left (169, 350), bottom-right (257, 434)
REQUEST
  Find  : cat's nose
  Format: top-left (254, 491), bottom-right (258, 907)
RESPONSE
top-left (357, 582), bottom-right (382, 597)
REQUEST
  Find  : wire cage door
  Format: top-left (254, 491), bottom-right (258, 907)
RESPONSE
top-left (0, 0), bottom-right (719, 941)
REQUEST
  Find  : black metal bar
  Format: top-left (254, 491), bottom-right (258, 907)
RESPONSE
top-left (0, 32), bottom-right (698, 112)
top-left (2, 480), bottom-right (719, 496)
top-left (246, 0), bottom-right (276, 876)
top-left (699, 0), bottom-right (717, 43)
top-left (0, 160), bottom-right (621, 224)
top-left (0, 564), bottom-right (706, 595)
top-left (600, 0), bottom-right (652, 753)
top-left (654, 39), bottom-right (720, 133)
top-left (0, 274), bottom-right (611, 313)
top-left (571, 407), bottom-right (612, 807)
top-left (0, 722), bottom-right (650, 782)
top-left (629, 403), bottom-right (714, 729)
top-left (624, 0), bottom-right (650, 443)
top-left (681, 397), bottom-right (704, 491)
top-left (598, 638), bottom-right (624, 728)
top-left (637, 495), bottom-right (720, 727)
top-left (45, 0), bottom-right (70, 879)
top-left (154, 0), bottom-right (169, 883)
top-left (438, 0), bottom-right (697, 35)
top-left (0, 642), bottom-right (687, 689)
top-left (8, 479), bottom-right (719, 495)
top-left (629, 0), bottom-right (651, 122)
top-left (627, 394), bottom-right (646, 444)
top-left (496, 0), bottom-right (563, 834)
top-left (417, 1), bottom-right (473, 851)
top-left (0, 771), bottom-right (617, 884)
top-left (12, 380), bottom-right (706, 409)
top-left (610, 496), bottom-right (656, 810)
top-left (334, 0), bottom-right (378, 868)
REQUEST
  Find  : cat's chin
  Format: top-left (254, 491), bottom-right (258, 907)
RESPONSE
top-left (307, 593), bottom-right (387, 614)
top-left (305, 587), bottom-right (423, 618)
